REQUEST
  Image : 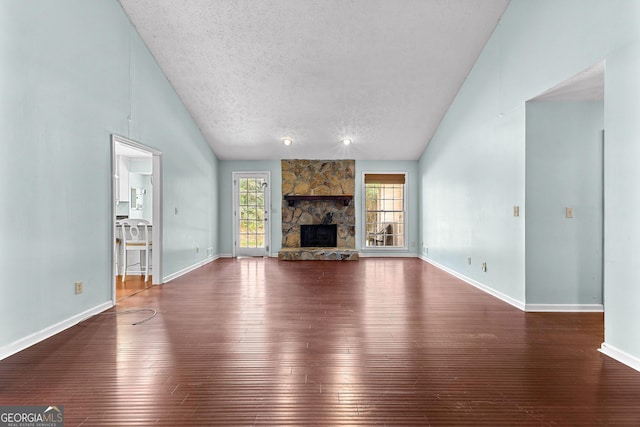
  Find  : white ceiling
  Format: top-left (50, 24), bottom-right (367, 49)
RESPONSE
top-left (530, 61), bottom-right (604, 102)
top-left (119, 0), bottom-right (510, 160)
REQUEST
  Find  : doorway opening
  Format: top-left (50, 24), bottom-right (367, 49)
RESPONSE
top-left (524, 60), bottom-right (604, 312)
top-left (111, 135), bottom-right (163, 302)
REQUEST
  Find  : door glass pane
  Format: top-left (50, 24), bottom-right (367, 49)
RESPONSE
top-left (239, 177), bottom-right (266, 249)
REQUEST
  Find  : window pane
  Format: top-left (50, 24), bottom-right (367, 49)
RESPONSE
top-left (364, 177), bottom-right (406, 248)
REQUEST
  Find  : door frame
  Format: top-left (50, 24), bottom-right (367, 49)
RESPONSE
top-left (232, 171), bottom-right (271, 257)
top-left (111, 135), bottom-right (163, 304)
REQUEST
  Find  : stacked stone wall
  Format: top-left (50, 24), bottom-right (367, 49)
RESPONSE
top-left (281, 159), bottom-right (355, 249)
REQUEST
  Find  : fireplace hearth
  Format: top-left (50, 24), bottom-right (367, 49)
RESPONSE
top-left (301, 224), bottom-right (337, 247)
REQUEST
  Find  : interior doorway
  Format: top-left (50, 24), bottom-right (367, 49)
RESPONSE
top-left (111, 135), bottom-right (163, 302)
top-left (524, 61), bottom-right (604, 311)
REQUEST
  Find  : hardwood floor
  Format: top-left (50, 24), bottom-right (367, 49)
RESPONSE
top-left (115, 274), bottom-right (152, 301)
top-left (2, 258), bottom-right (640, 425)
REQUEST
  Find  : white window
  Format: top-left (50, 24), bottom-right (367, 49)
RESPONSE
top-left (364, 173), bottom-right (406, 248)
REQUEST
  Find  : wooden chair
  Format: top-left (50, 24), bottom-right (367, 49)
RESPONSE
top-left (120, 219), bottom-right (152, 282)
top-left (371, 223), bottom-right (394, 246)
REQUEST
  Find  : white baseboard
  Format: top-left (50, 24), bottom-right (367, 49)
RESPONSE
top-left (599, 342), bottom-right (640, 373)
top-left (525, 304), bottom-right (604, 312)
top-left (0, 301), bottom-right (113, 361)
top-left (359, 252), bottom-right (419, 258)
top-left (420, 255), bottom-right (526, 311)
top-left (163, 255), bottom-right (219, 283)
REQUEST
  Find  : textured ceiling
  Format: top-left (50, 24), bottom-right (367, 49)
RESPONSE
top-left (119, 0), bottom-right (510, 160)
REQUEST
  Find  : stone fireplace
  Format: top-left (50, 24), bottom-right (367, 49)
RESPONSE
top-left (278, 159), bottom-right (359, 260)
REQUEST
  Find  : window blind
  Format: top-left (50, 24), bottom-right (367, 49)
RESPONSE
top-left (364, 173), bottom-right (406, 185)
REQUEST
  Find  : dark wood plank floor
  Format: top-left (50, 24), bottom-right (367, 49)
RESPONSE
top-left (2, 258), bottom-right (640, 425)
top-left (115, 274), bottom-right (152, 301)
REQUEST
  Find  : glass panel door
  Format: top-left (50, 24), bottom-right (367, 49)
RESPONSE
top-left (233, 172), bottom-right (270, 257)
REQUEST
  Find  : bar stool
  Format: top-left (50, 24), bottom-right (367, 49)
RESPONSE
top-left (120, 219), bottom-right (152, 282)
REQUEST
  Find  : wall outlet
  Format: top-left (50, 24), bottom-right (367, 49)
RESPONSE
top-left (482, 262), bottom-right (487, 272)
top-left (565, 207), bottom-right (574, 218)
top-left (75, 281), bottom-right (83, 294)
top-left (513, 206), bottom-right (520, 217)
top-left (207, 247), bottom-right (214, 257)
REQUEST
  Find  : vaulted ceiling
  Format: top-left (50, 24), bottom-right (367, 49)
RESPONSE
top-left (119, 0), bottom-right (510, 160)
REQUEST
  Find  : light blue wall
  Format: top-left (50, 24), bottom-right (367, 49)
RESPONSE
top-left (604, 42), bottom-right (640, 358)
top-left (218, 161), bottom-right (282, 256)
top-left (356, 160), bottom-right (419, 254)
top-left (525, 102), bottom-right (604, 305)
top-left (0, 1), bottom-right (218, 352)
top-left (418, 0), bottom-right (640, 361)
top-left (418, 71), bottom-right (525, 302)
top-left (127, 27), bottom-right (219, 275)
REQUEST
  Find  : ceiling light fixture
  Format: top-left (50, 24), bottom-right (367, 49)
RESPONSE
top-left (282, 138), bottom-right (293, 146)
top-left (342, 138), bottom-right (352, 146)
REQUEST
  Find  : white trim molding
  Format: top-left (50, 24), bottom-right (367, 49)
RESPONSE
top-left (599, 342), bottom-right (640, 373)
top-left (162, 255), bottom-right (219, 283)
top-left (420, 256), bottom-right (526, 311)
top-left (419, 257), bottom-right (606, 313)
top-left (111, 135), bottom-right (163, 286)
top-left (231, 171), bottom-right (271, 258)
top-left (0, 301), bottom-right (113, 361)
top-left (361, 170), bottom-right (409, 252)
top-left (359, 252), bottom-right (420, 258)
top-left (525, 304), bottom-right (604, 312)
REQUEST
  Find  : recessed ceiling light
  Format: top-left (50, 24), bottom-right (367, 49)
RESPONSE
top-left (282, 138), bottom-right (293, 146)
top-left (342, 138), bottom-right (352, 146)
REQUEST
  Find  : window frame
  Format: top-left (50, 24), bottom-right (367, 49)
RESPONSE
top-left (361, 171), bottom-right (408, 251)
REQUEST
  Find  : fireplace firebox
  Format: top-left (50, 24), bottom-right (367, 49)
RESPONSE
top-left (300, 224), bottom-right (337, 247)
